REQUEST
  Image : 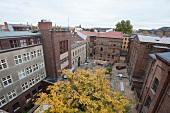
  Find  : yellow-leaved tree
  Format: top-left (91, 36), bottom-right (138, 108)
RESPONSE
top-left (35, 69), bottom-right (135, 113)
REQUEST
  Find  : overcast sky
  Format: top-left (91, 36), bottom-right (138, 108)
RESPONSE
top-left (0, 0), bottom-right (170, 29)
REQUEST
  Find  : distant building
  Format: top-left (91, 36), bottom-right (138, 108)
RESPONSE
top-left (79, 31), bottom-right (123, 63)
top-left (122, 34), bottom-right (130, 52)
top-left (38, 21), bottom-right (71, 79)
top-left (137, 52), bottom-right (170, 113)
top-left (127, 34), bottom-right (170, 100)
top-left (0, 31), bottom-right (46, 113)
top-left (1, 22), bottom-right (31, 31)
top-left (70, 33), bottom-right (86, 68)
top-left (155, 27), bottom-right (170, 37)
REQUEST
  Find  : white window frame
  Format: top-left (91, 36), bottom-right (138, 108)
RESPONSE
top-left (1, 75), bottom-right (13, 87)
top-left (0, 95), bottom-right (6, 107)
top-left (22, 82), bottom-right (29, 91)
top-left (20, 39), bottom-right (27, 47)
top-left (7, 90), bottom-right (17, 101)
top-left (14, 55), bottom-right (22, 65)
top-left (23, 53), bottom-right (30, 62)
top-left (41, 72), bottom-right (46, 79)
top-left (29, 78), bottom-right (35, 87)
top-left (18, 69), bottom-right (26, 79)
top-left (36, 74), bottom-right (41, 82)
top-left (0, 59), bottom-right (8, 71)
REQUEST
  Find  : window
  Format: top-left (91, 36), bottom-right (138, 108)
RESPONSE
top-left (112, 55), bottom-right (114, 59)
top-left (0, 41), bottom-right (3, 50)
top-left (20, 39), bottom-right (27, 47)
top-left (41, 72), bottom-right (46, 79)
top-left (32, 89), bottom-right (37, 96)
top-left (2, 75), bottom-right (12, 87)
top-left (100, 54), bottom-right (102, 57)
top-left (37, 38), bottom-right (41, 44)
top-left (73, 52), bottom-right (74, 57)
top-left (25, 94), bottom-right (31, 100)
top-left (29, 78), bottom-right (35, 87)
top-left (22, 82), bottom-right (29, 91)
top-left (0, 96), bottom-right (6, 107)
top-left (34, 51), bottom-right (36, 58)
top-left (23, 53), bottom-right (30, 62)
top-left (108, 55), bottom-right (110, 58)
top-left (28, 38), bottom-right (34, 45)
top-left (152, 78), bottom-right (159, 92)
top-left (10, 40), bottom-right (19, 48)
top-left (0, 59), bottom-right (8, 70)
top-left (113, 44), bottom-right (116, 46)
top-left (37, 50), bottom-right (42, 57)
top-left (36, 74), bottom-right (41, 82)
top-left (14, 55), bottom-right (22, 65)
top-left (39, 62), bottom-right (44, 69)
top-left (26, 66), bottom-right (32, 75)
top-left (33, 64), bottom-right (39, 72)
top-left (38, 85), bottom-right (42, 92)
top-left (145, 96), bottom-right (151, 109)
top-left (100, 47), bottom-right (103, 51)
top-left (60, 40), bottom-right (68, 54)
top-left (7, 90), bottom-right (17, 101)
top-left (31, 52), bottom-right (34, 59)
top-left (12, 102), bottom-right (20, 112)
top-left (18, 69), bottom-right (26, 79)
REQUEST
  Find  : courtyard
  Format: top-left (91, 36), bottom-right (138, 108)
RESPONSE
top-left (78, 59), bottom-right (137, 113)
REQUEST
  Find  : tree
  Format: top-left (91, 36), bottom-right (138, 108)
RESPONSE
top-left (115, 20), bottom-right (133, 34)
top-left (35, 69), bottom-right (135, 113)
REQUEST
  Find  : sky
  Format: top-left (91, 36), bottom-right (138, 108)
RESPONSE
top-left (0, 0), bottom-right (170, 29)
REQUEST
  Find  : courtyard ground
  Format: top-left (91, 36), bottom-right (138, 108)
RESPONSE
top-left (78, 59), bottom-right (137, 113)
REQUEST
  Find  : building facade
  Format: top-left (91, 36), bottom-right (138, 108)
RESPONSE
top-left (121, 34), bottom-right (130, 52)
top-left (71, 34), bottom-right (86, 68)
top-left (0, 31), bottom-right (46, 113)
top-left (127, 35), bottom-right (170, 99)
top-left (137, 52), bottom-right (170, 113)
top-left (38, 21), bottom-right (71, 79)
top-left (80, 31), bottom-right (123, 62)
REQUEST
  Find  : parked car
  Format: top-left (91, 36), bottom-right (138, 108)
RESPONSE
top-left (116, 66), bottom-right (126, 70)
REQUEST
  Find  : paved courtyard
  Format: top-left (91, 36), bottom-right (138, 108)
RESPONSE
top-left (78, 59), bottom-right (137, 113)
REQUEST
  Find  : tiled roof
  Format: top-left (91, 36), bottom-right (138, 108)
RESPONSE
top-left (0, 31), bottom-right (41, 39)
top-left (79, 31), bottom-right (123, 38)
top-left (138, 35), bottom-right (170, 44)
top-left (156, 52), bottom-right (170, 63)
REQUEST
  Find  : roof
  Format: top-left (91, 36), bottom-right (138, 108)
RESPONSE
top-left (138, 35), bottom-right (170, 44)
top-left (149, 54), bottom-right (157, 60)
top-left (156, 52), bottom-right (170, 63)
top-left (10, 24), bottom-right (31, 28)
top-left (0, 31), bottom-right (41, 39)
top-left (79, 31), bottom-right (123, 38)
top-left (70, 33), bottom-right (84, 45)
top-left (153, 46), bottom-right (170, 49)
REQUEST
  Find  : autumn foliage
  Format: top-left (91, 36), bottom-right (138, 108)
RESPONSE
top-left (35, 69), bottom-right (134, 113)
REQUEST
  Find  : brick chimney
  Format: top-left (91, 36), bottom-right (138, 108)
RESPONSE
top-left (38, 21), bottom-right (52, 30)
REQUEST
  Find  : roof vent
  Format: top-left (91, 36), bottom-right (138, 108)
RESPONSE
top-left (155, 39), bottom-right (160, 41)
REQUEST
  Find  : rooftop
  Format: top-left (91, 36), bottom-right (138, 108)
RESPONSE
top-left (156, 52), bottom-right (170, 63)
top-left (138, 35), bottom-right (170, 44)
top-left (0, 31), bottom-right (41, 39)
top-left (79, 31), bottom-right (123, 38)
top-left (10, 24), bottom-right (31, 28)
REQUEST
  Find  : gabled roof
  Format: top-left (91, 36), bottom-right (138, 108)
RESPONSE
top-left (137, 35), bottom-right (170, 44)
top-left (79, 31), bottom-right (123, 38)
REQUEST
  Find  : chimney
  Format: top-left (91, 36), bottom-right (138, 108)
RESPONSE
top-left (38, 21), bottom-right (52, 30)
top-left (4, 22), bottom-right (9, 31)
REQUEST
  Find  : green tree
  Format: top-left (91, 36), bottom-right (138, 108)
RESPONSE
top-left (115, 20), bottom-right (133, 34)
top-left (35, 69), bottom-right (135, 113)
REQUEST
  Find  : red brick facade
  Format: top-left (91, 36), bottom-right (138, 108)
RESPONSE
top-left (137, 53), bottom-right (170, 113)
top-left (38, 22), bottom-right (71, 78)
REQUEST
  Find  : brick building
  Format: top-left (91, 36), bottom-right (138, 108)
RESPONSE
top-left (38, 21), bottom-right (71, 79)
top-left (79, 31), bottom-right (123, 63)
top-left (121, 34), bottom-right (130, 52)
top-left (137, 52), bottom-right (170, 113)
top-left (127, 35), bottom-right (170, 99)
top-left (0, 31), bottom-right (46, 113)
top-left (70, 33), bottom-right (86, 68)
top-left (155, 27), bottom-right (170, 37)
